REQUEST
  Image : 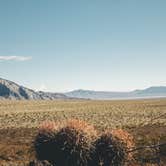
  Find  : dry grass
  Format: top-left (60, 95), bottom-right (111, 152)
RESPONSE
top-left (0, 99), bottom-right (166, 130)
top-left (0, 99), bottom-right (166, 165)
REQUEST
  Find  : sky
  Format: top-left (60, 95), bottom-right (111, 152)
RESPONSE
top-left (0, 0), bottom-right (166, 92)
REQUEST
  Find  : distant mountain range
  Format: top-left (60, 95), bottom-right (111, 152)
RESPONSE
top-left (0, 78), bottom-right (166, 100)
top-left (0, 78), bottom-right (70, 100)
top-left (65, 87), bottom-right (166, 100)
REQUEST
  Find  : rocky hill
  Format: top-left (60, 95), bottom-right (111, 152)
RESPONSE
top-left (0, 78), bottom-right (70, 100)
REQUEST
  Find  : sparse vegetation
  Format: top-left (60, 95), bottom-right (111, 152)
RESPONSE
top-left (0, 99), bottom-right (166, 165)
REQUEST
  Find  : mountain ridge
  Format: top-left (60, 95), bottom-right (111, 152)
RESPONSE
top-left (65, 87), bottom-right (166, 100)
top-left (0, 77), bottom-right (166, 100)
top-left (0, 78), bottom-right (71, 100)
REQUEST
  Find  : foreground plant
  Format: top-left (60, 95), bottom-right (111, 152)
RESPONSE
top-left (111, 129), bottom-right (135, 160)
top-left (29, 160), bottom-right (53, 166)
top-left (34, 121), bottom-right (59, 163)
top-left (34, 119), bottom-right (97, 166)
top-left (91, 131), bottom-right (128, 166)
top-left (52, 119), bottom-right (97, 166)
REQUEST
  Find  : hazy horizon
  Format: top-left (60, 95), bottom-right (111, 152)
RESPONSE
top-left (0, 0), bottom-right (166, 92)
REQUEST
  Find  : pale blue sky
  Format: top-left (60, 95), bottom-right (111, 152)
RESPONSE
top-left (0, 0), bottom-right (166, 92)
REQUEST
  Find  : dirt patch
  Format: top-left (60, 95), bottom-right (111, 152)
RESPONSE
top-left (0, 128), bottom-right (36, 165)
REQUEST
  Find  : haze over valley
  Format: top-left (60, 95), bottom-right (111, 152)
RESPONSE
top-left (1, 78), bottom-right (166, 100)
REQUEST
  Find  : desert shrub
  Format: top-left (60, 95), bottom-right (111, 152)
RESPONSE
top-left (92, 131), bottom-right (128, 166)
top-left (51, 119), bottom-right (97, 166)
top-left (111, 129), bottom-right (135, 160)
top-left (34, 121), bottom-right (59, 163)
top-left (34, 120), bottom-right (135, 166)
top-left (38, 121), bottom-right (62, 133)
top-left (34, 130), bottom-right (56, 163)
top-left (111, 129), bottom-right (134, 149)
top-left (29, 160), bottom-right (53, 166)
top-left (34, 119), bottom-right (97, 166)
top-left (158, 137), bottom-right (166, 157)
top-left (159, 143), bottom-right (166, 157)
